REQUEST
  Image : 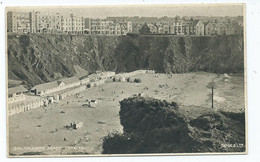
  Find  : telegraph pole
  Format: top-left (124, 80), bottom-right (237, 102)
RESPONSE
top-left (212, 86), bottom-right (214, 109)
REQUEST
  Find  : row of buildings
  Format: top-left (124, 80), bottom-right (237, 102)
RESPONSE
top-left (138, 20), bottom-right (243, 36)
top-left (7, 11), bottom-right (132, 35)
top-left (84, 18), bottom-right (132, 35)
top-left (7, 71), bottom-right (115, 115)
top-left (7, 70), bottom-right (155, 116)
top-left (8, 76), bottom-right (84, 104)
top-left (7, 11), bottom-right (243, 36)
top-left (7, 11), bottom-right (85, 34)
top-left (8, 69), bottom-right (155, 103)
top-left (8, 71), bottom-right (116, 102)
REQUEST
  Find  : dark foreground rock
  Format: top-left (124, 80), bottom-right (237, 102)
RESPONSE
top-left (102, 97), bottom-right (245, 154)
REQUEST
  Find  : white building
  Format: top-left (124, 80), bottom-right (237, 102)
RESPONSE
top-left (8, 85), bottom-right (28, 103)
top-left (31, 76), bottom-right (80, 96)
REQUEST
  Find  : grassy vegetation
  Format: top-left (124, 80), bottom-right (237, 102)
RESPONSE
top-left (103, 97), bottom-right (245, 154)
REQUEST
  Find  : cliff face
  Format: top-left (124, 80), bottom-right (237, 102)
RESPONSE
top-left (7, 34), bottom-right (244, 87)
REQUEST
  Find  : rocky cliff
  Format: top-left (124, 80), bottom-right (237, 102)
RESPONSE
top-left (7, 34), bottom-right (244, 88)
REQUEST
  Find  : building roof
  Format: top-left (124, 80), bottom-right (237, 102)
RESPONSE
top-left (191, 20), bottom-right (201, 27)
top-left (181, 20), bottom-right (199, 27)
top-left (31, 80), bottom-right (59, 92)
top-left (59, 76), bottom-right (79, 85)
top-left (217, 22), bottom-right (229, 28)
top-left (88, 73), bottom-right (98, 80)
top-left (8, 85), bottom-right (28, 95)
top-left (31, 76), bottom-right (80, 92)
top-left (203, 22), bottom-right (210, 27)
top-left (206, 22), bottom-right (218, 28)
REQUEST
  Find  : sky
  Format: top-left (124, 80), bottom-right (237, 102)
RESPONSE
top-left (6, 4), bottom-right (244, 18)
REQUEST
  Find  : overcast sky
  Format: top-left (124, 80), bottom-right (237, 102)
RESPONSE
top-left (6, 4), bottom-right (244, 18)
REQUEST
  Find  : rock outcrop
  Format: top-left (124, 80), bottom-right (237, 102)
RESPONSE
top-left (102, 97), bottom-right (245, 153)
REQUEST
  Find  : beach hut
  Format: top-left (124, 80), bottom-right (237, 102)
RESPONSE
top-left (89, 100), bottom-right (97, 108)
top-left (8, 85), bottom-right (27, 103)
top-left (48, 97), bottom-right (54, 104)
top-left (53, 94), bottom-right (59, 101)
top-left (73, 121), bottom-right (84, 130)
top-left (119, 76), bottom-right (126, 82)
